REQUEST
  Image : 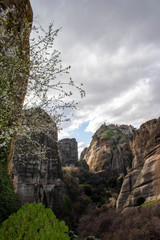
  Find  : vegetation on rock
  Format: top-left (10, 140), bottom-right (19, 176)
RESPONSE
top-left (0, 163), bottom-right (20, 226)
top-left (0, 6), bottom-right (85, 163)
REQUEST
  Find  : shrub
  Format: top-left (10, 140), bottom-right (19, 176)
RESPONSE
top-left (62, 194), bottom-right (72, 213)
top-left (0, 163), bottom-right (20, 226)
top-left (116, 135), bottom-right (121, 141)
top-left (101, 129), bottom-right (114, 138)
top-left (0, 202), bottom-right (69, 240)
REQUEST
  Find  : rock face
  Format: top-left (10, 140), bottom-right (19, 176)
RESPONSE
top-left (11, 108), bottom-right (64, 213)
top-left (0, 0), bottom-right (33, 111)
top-left (0, 0), bottom-right (33, 166)
top-left (80, 147), bottom-right (88, 161)
top-left (83, 124), bottom-right (134, 178)
top-left (117, 118), bottom-right (160, 210)
top-left (58, 138), bottom-right (78, 166)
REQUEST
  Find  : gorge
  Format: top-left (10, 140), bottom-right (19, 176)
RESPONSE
top-left (0, 0), bottom-right (160, 239)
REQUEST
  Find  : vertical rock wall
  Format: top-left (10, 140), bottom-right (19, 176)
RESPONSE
top-left (82, 124), bottom-right (134, 178)
top-left (117, 118), bottom-right (160, 210)
top-left (12, 108), bottom-right (64, 213)
top-left (0, 0), bottom-right (33, 167)
top-left (58, 138), bottom-right (78, 166)
top-left (0, 0), bottom-right (33, 111)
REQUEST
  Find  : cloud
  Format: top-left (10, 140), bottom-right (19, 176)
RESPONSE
top-left (30, 0), bottom-right (160, 141)
top-left (78, 141), bottom-right (88, 156)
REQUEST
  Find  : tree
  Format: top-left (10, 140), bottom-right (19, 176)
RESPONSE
top-left (0, 163), bottom-right (20, 226)
top-left (0, 202), bottom-right (70, 240)
top-left (0, 5), bottom-right (85, 224)
top-left (0, 6), bottom-right (85, 163)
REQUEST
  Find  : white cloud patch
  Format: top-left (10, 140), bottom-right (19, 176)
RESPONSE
top-left (30, 0), bottom-right (160, 144)
top-left (78, 141), bottom-right (88, 156)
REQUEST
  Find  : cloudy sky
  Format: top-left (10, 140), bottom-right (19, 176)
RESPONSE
top-left (30, 0), bottom-right (160, 154)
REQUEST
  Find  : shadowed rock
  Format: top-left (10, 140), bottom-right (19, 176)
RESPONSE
top-left (11, 108), bottom-right (64, 213)
top-left (58, 138), bottom-right (78, 166)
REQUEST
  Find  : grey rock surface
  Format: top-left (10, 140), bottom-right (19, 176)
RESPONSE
top-left (117, 117), bottom-right (160, 210)
top-left (12, 108), bottom-right (64, 212)
top-left (58, 138), bottom-right (78, 166)
top-left (82, 124), bottom-right (134, 179)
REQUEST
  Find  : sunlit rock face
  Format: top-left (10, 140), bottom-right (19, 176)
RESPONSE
top-left (11, 108), bottom-right (64, 212)
top-left (117, 117), bottom-right (160, 211)
top-left (82, 124), bottom-right (134, 179)
top-left (58, 138), bottom-right (78, 166)
top-left (0, 0), bottom-right (33, 108)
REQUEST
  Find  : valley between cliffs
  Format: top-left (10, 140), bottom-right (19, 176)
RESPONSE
top-left (1, 0), bottom-right (160, 239)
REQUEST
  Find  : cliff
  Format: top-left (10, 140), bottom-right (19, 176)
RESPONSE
top-left (58, 138), bottom-right (78, 166)
top-left (0, 0), bottom-right (33, 165)
top-left (117, 117), bottom-right (160, 210)
top-left (11, 108), bottom-right (64, 213)
top-left (83, 124), bottom-right (134, 178)
top-left (0, 0), bottom-right (33, 112)
top-left (0, 0), bottom-right (33, 223)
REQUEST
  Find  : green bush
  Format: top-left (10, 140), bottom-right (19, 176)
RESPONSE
top-left (62, 194), bottom-right (72, 213)
top-left (101, 129), bottom-right (114, 138)
top-left (0, 163), bottom-right (20, 226)
top-left (0, 202), bottom-right (70, 240)
top-left (116, 135), bottom-right (121, 141)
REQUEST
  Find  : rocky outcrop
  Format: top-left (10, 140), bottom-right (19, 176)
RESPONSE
top-left (80, 147), bottom-right (88, 161)
top-left (83, 124), bottom-right (134, 179)
top-left (11, 108), bottom-right (64, 213)
top-left (0, 0), bottom-right (33, 166)
top-left (0, 0), bottom-right (33, 112)
top-left (117, 117), bottom-right (160, 210)
top-left (58, 138), bottom-right (78, 166)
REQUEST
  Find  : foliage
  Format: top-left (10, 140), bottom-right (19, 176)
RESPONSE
top-left (0, 6), bottom-right (85, 160)
top-left (101, 129), bottom-right (114, 138)
top-left (62, 165), bottom-right (81, 199)
top-left (0, 163), bottom-right (20, 226)
top-left (116, 135), bottom-right (121, 141)
top-left (77, 206), bottom-right (118, 239)
top-left (62, 194), bottom-right (72, 213)
top-left (77, 201), bottom-right (160, 240)
top-left (137, 199), bottom-right (160, 208)
top-left (0, 202), bottom-right (70, 240)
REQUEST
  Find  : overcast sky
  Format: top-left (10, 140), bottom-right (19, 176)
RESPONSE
top-left (30, 0), bottom-right (160, 154)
